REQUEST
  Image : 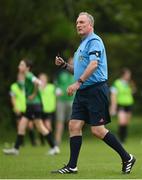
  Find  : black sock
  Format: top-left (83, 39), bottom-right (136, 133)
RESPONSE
top-left (14, 135), bottom-right (24, 150)
top-left (39, 133), bottom-right (45, 145)
top-left (118, 125), bottom-right (128, 143)
top-left (45, 132), bottom-right (55, 148)
top-left (103, 132), bottom-right (130, 161)
top-left (67, 136), bottom-right (82, 168)
top-left (29, 129), bottom-right (36, 146)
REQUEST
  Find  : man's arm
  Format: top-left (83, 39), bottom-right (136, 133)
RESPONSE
top-left (65, 63), bottom-right (74, 74)
top-left (67, 60), bottom-right (98, 96)
top-left (78, 60), bottom-right (98, 82)
top-left (55, 56), bottom-right (74, 74)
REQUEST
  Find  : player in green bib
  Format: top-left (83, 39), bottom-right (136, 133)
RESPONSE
top-left (110, 68), bottom-right (135, 143)
top-left (38, 73), bottom-right (57, 150)
top-left (10, 72), bottom-right (37, 146)
top-left (10, 73), bottom-right (26, 120)
top-left (3, 59), bottom-right (59, 155)
top-left (39, 73), bottom-right (56, 130)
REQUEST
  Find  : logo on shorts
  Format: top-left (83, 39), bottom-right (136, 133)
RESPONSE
top-left (99, 118), bottom-right (104, 124)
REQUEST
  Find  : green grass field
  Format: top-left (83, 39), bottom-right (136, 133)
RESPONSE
top-left (0, 117), bottom-right (142, 179)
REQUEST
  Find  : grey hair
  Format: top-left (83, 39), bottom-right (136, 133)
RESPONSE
top-left (79, 12), bottom-right (94, 26)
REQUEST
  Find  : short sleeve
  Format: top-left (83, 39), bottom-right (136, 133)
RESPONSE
top-left (88, 40), bottom-right (102, 61)
top-left (26, 72), bottom-right (36, 82)
top-left (110, 86), bottom-right (118, 94)
top-left (110, 81), bottom-right (118, 94)
top-left (10, 91), bottom-right (15, 97)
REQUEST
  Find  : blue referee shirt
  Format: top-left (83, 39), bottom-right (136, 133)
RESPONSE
top-left (73, 32), bottom-right (108, 89)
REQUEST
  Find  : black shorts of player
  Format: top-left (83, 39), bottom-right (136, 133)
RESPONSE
top-left (42, 112), bottom-right (54, 121)
top-left (71, 81), bottom-right (111, 126)
top-left (25, 104), bottom-right (42, 120)
top-left (117, 105), bottom-right (133, 113)
top-left (14, 112), bottom-right (25, 121)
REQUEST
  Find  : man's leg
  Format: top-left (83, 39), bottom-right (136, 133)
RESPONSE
top-left (67, 120), bottom-right (84, 168)
top-left (52, 120), bottom-right (84, 173)
top-left (91, 125), bottom-right (136, 174)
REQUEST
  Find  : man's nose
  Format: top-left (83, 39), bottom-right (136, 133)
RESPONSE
top-left (77, 24), bottom-right (81, 28)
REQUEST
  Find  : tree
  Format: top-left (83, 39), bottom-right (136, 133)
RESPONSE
top-left (0, 0), bottom-right (142, 127)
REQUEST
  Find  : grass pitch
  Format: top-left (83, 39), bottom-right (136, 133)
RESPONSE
top-left (0, 136), bottom-right (142, 179)
top-left (0, 117), bottom-right (142, 179)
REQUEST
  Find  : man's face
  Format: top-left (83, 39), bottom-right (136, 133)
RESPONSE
top-left (18, 60), bottom-right (28, 73)
top-left (76, 15), bottom-right (93, 36)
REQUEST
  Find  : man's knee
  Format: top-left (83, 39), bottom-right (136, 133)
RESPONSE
top-left (68, 120), bottom-right (83, 135)
top-left (91, 126), bottom-right (108, 139)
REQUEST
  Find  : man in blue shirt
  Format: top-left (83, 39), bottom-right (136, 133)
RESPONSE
top-left (52, 12), bottom-right (136, 174)
top-left (73, 30), bottom-right (108, 86)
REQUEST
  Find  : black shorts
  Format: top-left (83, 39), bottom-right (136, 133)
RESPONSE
top-left (14, 112), bottom-right (25, 121)
top-left (42, 112), bottom-right (54, 121)
top-left (25, 104), bottom-right (42, 120)
top-left (117, 105), bottom-right (133, 113)
top-left (71, 82), bottom-right (111, 126)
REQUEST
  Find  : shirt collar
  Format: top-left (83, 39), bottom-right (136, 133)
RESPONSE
top-left (81, 32), bottom-right (94, 42)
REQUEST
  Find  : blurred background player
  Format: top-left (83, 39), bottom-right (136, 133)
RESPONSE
top-left (39, 73), bottom-right (57, 149)
top-left (3, 58), bottom-right (59, 155)
top-left (10, 72), bottom-right (26, 127)
top-left (55, 57), bottom-right (74, 146)
top-left (10, 72), bottom-right (36, 146)
top-left (110, 68), bottom-right (136, 143)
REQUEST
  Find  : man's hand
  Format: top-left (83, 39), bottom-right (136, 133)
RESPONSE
top-left (67, 81), bottom-right (81, 96)
top-left (55, 56), bottom-right (65, 66)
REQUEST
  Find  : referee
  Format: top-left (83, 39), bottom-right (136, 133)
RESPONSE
top-left (52, 12), bottom-right (136, 174)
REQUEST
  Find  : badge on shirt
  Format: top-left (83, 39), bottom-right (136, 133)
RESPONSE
top-left (79, 55), bottom-right (84, 61)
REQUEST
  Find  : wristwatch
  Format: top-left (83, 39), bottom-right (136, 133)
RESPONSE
top-left (78, 78), bottom-right (84, 84)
